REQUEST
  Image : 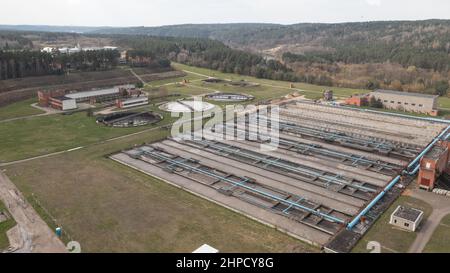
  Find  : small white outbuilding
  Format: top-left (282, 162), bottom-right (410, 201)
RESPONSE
top-left (389, 205), bottom-right (424, 232)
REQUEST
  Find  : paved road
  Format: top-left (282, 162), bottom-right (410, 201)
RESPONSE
top-left (407, 189), bottom-right (450, 253)
top-left (0, 171), bottom-right (66, 253)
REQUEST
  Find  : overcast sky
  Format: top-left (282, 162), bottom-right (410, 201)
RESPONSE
top-left (2, 0), bottom-right (450, 27)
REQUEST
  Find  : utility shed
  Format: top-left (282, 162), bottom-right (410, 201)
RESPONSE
top-left (389, 206), bottom-right (424, 232)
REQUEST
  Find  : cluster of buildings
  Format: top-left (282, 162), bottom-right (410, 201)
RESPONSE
top-left (41, 44), bottom-right (118, 55)
top-left (345, 89), bottom-right (439, 116)
top-left (38, 84), bottom-right (148, 111)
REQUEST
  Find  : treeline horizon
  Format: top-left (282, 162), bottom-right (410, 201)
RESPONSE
top-left (0, 49), bottom-right (121, 80)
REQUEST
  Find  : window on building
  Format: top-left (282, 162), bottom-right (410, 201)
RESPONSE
top-left (404, 103), bottom-right (409, 105)
top-left (390, 101), bottom-right (395, 103)
top-left (394, 219), bottom-right (397, 224)
top-left (398, 102), bottom-right (402, 104)
top-left (384, 100), bottom-right (388, 103)
top-left (404, 223), bottom-right (410, 227)
top-left (412, 103), bottom-right (416, 106)
top-left (419, 104), bottom-right (423, 107)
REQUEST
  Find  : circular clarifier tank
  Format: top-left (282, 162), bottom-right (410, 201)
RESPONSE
top-left (160, 100), bottom-right (216, 113)
top-left (205, 92), bottom-right (254, 102)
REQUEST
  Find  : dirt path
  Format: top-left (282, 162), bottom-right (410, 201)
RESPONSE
top-left (0, 171), bottom-right (66, 253)
top-left (129, 68), bottom-right (146, 85)
top-left (407, 189), bottom-right (450, 253)
top-left (182, 69), bottom-right (210, 78)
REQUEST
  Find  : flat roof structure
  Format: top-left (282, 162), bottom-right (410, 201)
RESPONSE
top-left (372, 89), bottom-right (438, 99)
top-left (392, 206), bottom-right (423, 222)
top-left (121, 97), bottom-right (148, 103)
top-left (390, 205), bottom-right (424, 232)
top-left (64, 84), bottom-right (135, 102)
top-left (65, 88), bottom-right (120, 100)
top-left (424, 144), bottom-right (447, 160)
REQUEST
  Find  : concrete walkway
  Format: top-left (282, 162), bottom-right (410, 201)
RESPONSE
top-left (0, 171), bottom-right (66, 253)
top-left (407, 189), bottom-right (450, 253)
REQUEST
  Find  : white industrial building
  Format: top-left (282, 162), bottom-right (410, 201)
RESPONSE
top-left (389, 205), bottom-right (424, 232)
top-left (116, 97), bottom-right (149, 109)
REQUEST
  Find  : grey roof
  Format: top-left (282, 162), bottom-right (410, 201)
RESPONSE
top-left (53, 95), bottom-right (75, 101)
top-left (65, 87), bottom-right (119, 99)
top-left (393, 206), bottom-right (423, 222)
top-left (122, 97), bottom-right (149, 103)
top-left (65, 85), bottom-right (134, 100)
top-left (372, 89), bottom-right (438, 99)
top-left (425, 144), bottom-right (447, 160)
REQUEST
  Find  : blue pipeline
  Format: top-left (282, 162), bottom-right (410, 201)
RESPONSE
top-left (228, 125), bottom-right (398, 170)
top-left (348, 125), bottom-right (450, 229)
top-left (405, 125), bottom-right (450, 173)
top-left (347, 175), bottom-right (401, 229)
top-left (144, 150), bottom-right (346, 224)
top-left (199, 140), bottom-right (377, 193)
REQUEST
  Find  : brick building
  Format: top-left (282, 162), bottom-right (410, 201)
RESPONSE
top-left (418, 140), bottom-right (450, 190)
top-left (344, 94), bottom-right (369, 106)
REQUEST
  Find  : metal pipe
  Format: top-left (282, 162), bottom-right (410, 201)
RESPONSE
top-left (347, 175), bottom-right (401, 229)
top-left (406, 125), bottom-right (450, 171)
top-left (223, 125), bottom-right (399, 171)
top-left (403, 163), bottom-right (420, 176)
top-left (196, 139), bottom-right (377, 193)
top-left (144, 150), bottom-right (346, 224)
top-left (258, 115), bottom-right (398, 151)
top-left (322, 113), bottom-right (450, 229)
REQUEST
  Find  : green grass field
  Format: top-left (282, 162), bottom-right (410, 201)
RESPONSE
top-left (0, 98), bottom-right (44, 121)
top-left (0, 107), bottom-right (176, 163)
top-left (3, 124), bottom-right (316, 253)
top-left (437, 97), bottom-right (450, 109)
top-left (173, 63), bottom-right (364, 98)
top-left (0, 201), bottom-right (16, 251)
top-left (352, 196), bottom-right (432, 253)
top-left (423, 214), bottom-right (450, 253)
top-left (145, 73), bottom-right (205, 87)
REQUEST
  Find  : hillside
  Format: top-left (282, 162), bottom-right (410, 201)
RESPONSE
top-left (92, 20), bottom-right (450, 93)
top-left (92, 21), bottom-right (450, 58)
top-left (1, 20), bottom-right (450, 94)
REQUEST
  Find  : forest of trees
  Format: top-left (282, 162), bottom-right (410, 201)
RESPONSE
top-left (0, 49), bottom-right (120, 80)
top-left (126, 49), bottom-right (171, 69)
top-left (95, 21), bottom-right (450, 94)
top-left (116, 36), bottom-right (297, 81)
top-left (0, 32), bottom-right (33, 50)
top-left (0, 51), bottom-right (61, 80)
